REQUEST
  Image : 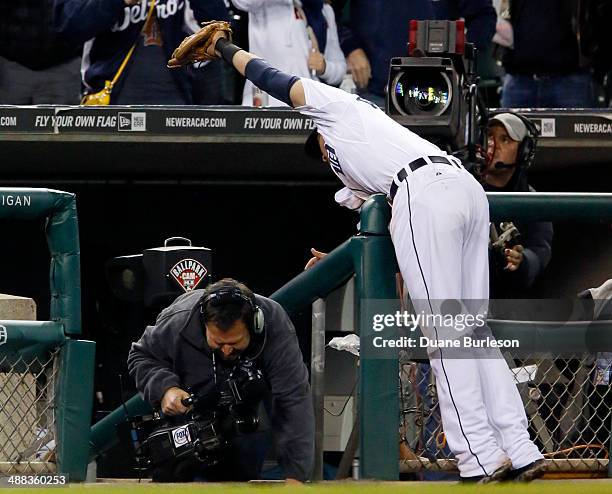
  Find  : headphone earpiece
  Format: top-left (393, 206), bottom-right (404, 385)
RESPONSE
top-left (517, 135), bottom-right (533, 168)
top-left (253, 306), bottom-right (265, 335)
top-left (516, 115), bottom-right (538, 169)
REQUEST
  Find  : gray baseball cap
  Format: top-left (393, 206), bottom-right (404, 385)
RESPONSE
top-left (488, 113), bottom-right (527, 141)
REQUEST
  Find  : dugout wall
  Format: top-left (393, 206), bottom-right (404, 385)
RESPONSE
top-left (0, 188), bottom-right (94, 481)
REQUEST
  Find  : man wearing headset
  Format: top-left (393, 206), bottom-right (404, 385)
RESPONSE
top-left (480, 113), bottom-right (553, 297)
top-left (127, 278), bottom-right (314, 482)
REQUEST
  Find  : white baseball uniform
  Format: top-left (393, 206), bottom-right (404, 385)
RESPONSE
top-left (298, 78), bottom-right (543, 477)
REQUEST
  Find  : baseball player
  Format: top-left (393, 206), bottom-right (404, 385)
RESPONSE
top-left (168, 22), bottom-right (545, 482)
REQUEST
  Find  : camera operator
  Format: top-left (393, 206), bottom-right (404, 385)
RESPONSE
top-left (127, 278), bottom-right (314, 482)
top-left (479, 112), bottom-right (553, 298)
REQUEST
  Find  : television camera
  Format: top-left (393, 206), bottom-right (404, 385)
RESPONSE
top-left (124, 357), bottom-right (267, 481)
top-left (386, 20), bottom-right (488, 168)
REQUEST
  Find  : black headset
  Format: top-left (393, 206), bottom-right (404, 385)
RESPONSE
top-left (200, 286), bottom-right (265, 335)
top-left (490, 112), bottom-right (540, 169)
top-left (516, 114), bottom-right (540, 169)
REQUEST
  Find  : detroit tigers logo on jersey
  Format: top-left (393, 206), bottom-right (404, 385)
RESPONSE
top-left (325, 144), bottom-right (343, 175)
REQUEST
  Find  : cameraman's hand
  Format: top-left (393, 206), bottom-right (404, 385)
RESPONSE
top-left (161, 387), bottom-right (191, 415)
top-left (504, 244), bottom-right (524, 272)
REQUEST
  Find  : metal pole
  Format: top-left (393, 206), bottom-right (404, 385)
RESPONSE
top-left (335, 409), bottom-right (359, 479)
top-left (311, 298), bottom-right (326, 481)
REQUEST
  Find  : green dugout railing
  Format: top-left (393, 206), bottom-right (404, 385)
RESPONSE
top-left (0, 188), bottom-right (94, 481)
top-left (90, 192), bottom-right (612, 480)
top-left (489, 192), bottom-right (612, 223)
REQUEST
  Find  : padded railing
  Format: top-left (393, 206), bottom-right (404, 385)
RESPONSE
top-left (0, 188), bottom-right (94, 482)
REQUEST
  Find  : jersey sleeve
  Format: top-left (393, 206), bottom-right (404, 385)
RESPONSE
top-left (298, 78), bottom-right (367, 139)
top-left (299, 78), bottom-right (355, 112)
top-left (334, 187), bottom-right (367, 210)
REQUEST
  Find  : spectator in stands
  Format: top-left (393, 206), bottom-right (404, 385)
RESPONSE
top-left (498, 0), bottom-right (599, 108)
top-left (231, 0), bottom-right (346, 106)
top-left (332, 0), bottom-right (497, 107)
top-left (0, 0), bottom-right (82, 104)
top-left (480, 113), bottom-right (553, 298)
top-left (53, 0), bottom-right (229, 105)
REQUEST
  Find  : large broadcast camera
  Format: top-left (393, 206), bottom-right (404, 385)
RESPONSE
top-left (386, 20), bottom-right (486, 162)
top-left (126, 358), bottom-right (267, 481)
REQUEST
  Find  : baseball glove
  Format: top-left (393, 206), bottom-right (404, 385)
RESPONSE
top-left (167, 20), bottom-right (232, 68)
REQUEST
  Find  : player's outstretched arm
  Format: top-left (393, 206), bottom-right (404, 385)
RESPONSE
top-left (168, 24), bottom-right (306, 106)
top-left (211, 33), bottom-right (306, 107)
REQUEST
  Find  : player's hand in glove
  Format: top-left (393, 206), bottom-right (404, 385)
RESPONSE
top-left (504, 244), bottom-right (524, 272)
top-left (167, 20), bottom-right (232, 68)
top-left (305, 248), bottom-right (327, 270)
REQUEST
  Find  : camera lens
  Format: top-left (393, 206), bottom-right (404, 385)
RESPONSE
top-left (391, 70), bottom-right (452, 117)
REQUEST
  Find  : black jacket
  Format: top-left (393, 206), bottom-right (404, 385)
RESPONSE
top-left (0, 0), bottom-right (81, 70)
top-left (53, 0), bottom-right (229, 101)
top-left (486, 174), bottom-right (554, 297)
top-left (503, 0), bottom-right (612, 78)
top-left (501, 212), bottom-right (553, 290)
top-left (127, 290), bottom-right (314, 481)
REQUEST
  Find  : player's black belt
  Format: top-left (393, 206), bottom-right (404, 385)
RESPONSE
top-left (388, 155), bottom-right (458, 204)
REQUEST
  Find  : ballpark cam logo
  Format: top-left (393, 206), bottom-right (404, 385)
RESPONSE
top-left (0, 325), bottom-right (6, 346)
top-left (170, 259), bottom-right (207, 292)
top-left (118, 112), bottom-right (146, 132)
top-left (172, 426), bottom-right (191, 448)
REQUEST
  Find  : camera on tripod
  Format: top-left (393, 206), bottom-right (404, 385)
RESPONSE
top-left (386, 20), bottom-right (482, 153)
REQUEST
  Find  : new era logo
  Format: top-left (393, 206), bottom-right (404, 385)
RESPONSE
top-left (118, 112), bottom-right (146, 132)
top-left (532, 118), bottom-right (555, 138)
top-left (118, 115), bottom-right (131, 129)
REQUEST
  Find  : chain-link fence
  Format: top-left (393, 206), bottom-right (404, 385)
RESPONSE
top-left (399, 352), bottom-right (611, 476)
top-left (0, 349), bottom-right (59, 476)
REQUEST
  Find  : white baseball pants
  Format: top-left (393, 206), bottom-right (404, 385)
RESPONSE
top-left (388, 159), bottom-right (543, 477)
